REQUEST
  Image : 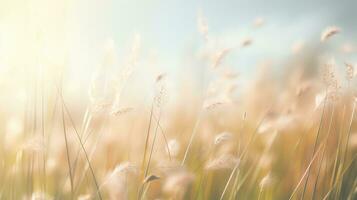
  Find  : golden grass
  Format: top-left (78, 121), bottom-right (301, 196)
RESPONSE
top-left (0, 12), bottom-right (356, 200)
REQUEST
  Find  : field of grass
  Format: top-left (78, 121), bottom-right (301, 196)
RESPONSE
top-left (0, 3), bottom-right (356, 200)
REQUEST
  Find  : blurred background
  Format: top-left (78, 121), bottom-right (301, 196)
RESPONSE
top-left (1, 0), bottom-right (357, 90)
top-left (0, 1), bottom-right (356, 199)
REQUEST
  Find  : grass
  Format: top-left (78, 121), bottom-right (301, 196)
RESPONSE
top-left (0, 9), bottom-right (356, 200)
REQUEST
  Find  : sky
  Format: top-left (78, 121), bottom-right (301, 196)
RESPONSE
top-left (0, 0), bottom-right (356, 101)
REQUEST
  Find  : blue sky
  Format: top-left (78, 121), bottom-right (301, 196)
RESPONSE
top-left (72, 0), bottom-right (356, 77)
top-left (1, 0), bottom-right (356, 100)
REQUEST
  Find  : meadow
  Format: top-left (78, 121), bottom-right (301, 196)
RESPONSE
top-left (0, 10), bottom-right (356, 200)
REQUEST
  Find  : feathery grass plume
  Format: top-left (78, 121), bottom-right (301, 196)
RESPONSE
top-left (321, 26), bottom-right (341, 42)
top-left (163, 171), bottom-right (195, 198)
top-left (214, 132), bottom-right (233, 145)
top-left (322, 59), bottom-right (335, 84)
top-left (211, 48), bottom-right (231, 68)
top-left (167, 139), bottom-right (180, 157)
top-left (128, 34), bottom-right (141, 66)
top-left (154, 73), bottom-right (168, 108)
top-left (156, 160), bottom-right (184, 175)
top-left (345, 62), bottom-right (355, 81)
top-left (203, 95), bottom-right (232, 110)
top-left (240, 38), bottom-right (253, 47)
top-left (103, 177), bottom-right (128, 200)
top-left (153, 73), bottom-right (168, 114)
top-left (140, 174), bottom-right (161, 200)
top-left (259, 173), bottom-right (274, 189)
top-left (155, 73), bottom-right (166, 83)
top-left (253, 17), bottom-right (265, 27)
top-left (2, 5), bottom-right (357, 199)
top-left (197, 10), bottom-right (209, 41)
top-left (89, 39), bottom-right (117, 107)
top-left (102, 162), bottom-right (138, 186)
top-left (258, 114), bottom-right (295, 134)
top-left (143, 174), bottom-right (160, 184)
top-left (101, 162), bottom-right (138, 200)
top-left (258, 173), bottom-right (274, 200)
top-left (110, 107), bottom-right (134, 116)
top-left (203, 100), bottom-right (225, 110)
top-left (205, 154), bottom-right (240, 170)
top-left (322, 58), bottom-right (341, 99)
top-left (110, 34), bottom-right (140, 112)
top-left (323, 59), bottom-right (341, 101)
top-left (222, 69), bottom-right (239, 79)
